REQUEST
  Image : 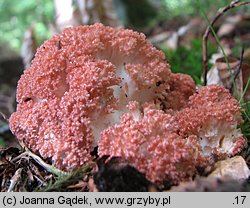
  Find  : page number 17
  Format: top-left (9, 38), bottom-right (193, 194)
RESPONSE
top-left (234, 196), bottom-right (246, 205)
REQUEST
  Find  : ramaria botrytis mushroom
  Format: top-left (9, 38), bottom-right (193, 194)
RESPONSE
top-left (9, 23), bottom-right (246, 186)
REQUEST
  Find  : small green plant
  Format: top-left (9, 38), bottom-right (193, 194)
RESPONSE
top-left (240, 102), bottom-right (250, 137)
top-left (37, 164), bottom-right (91, 192)
top-left (239, 101), bottom-right (250, 165)
top-left (202, 10), bottom-right (240, 99)
top-left (239, 79), bottom-right (250, 140)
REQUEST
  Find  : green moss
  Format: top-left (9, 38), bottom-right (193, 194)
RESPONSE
top-left (162, 38), bottom-right (217, 84)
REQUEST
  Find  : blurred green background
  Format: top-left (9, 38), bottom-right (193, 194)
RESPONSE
top-left (0, 0), bottom-right (234, 51)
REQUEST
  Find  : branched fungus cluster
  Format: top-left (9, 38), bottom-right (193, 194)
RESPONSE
top-left (9, 23), bottom-right (246, 186)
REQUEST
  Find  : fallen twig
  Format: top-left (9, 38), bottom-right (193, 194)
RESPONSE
top-left (11, 148), bottom-right (68, 176)
top-left (203, 0), bottom-right (250, 85)
top-left (230, 47), bottom-right (245, 93)
top-left (7, 168), bottom-right (23, 192)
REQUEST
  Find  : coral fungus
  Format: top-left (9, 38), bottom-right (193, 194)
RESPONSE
top-left (163, 73), bottom-right (196, 110)
top-left (9, 23), bottom-right (245, 186)
top-left (9, 23), bottom-right (171, 170)
top-left (98, 102), bottom-right (207, 185)
top-left (98, 86), bottom-right (245, 185)
top-left (176, 85), bottom-right (245, 161)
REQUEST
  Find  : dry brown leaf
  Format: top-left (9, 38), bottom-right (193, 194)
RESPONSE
top-left (215, 56), bottom-right (243, 97)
